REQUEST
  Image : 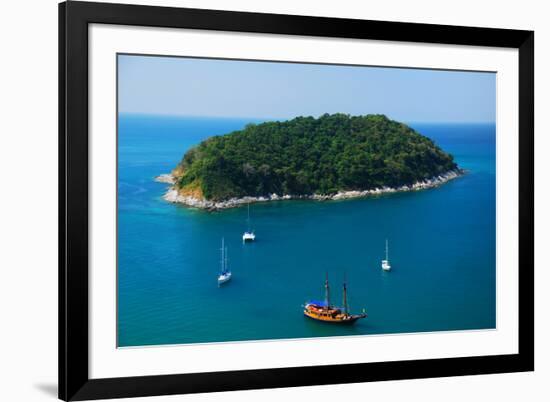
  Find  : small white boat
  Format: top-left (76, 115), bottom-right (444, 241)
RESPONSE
top-left (242, 232), bottom-right (256, 242)
top-left (381, 239), bottom-right (391, 271)
top-left (242, 203), bottom-right (256, 242)
top-left (217, 238), bottom-right (232, 285)
top-left (217, 271), bottom-right (232, 285)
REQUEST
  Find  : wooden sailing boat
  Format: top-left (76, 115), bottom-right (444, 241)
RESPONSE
top-left (303, 274), bottom-right (366, 324)
top-left (242, 203), bottom-right (256, 242)
top-left (217, 238), bottom-right (232, 286)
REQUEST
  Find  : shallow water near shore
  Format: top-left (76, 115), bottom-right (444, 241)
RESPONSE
top-left (118, 114), bottom-right (496, 347)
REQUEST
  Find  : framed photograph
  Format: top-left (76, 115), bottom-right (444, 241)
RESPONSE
top-left (59, 1), bottom-right (534, 400)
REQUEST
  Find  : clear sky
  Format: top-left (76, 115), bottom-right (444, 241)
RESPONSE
top-left (118, 54), bottom-right (496, 123)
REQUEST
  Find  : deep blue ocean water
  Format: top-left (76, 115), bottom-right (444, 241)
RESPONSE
top-left (117, 114), bottom-right (496, 347)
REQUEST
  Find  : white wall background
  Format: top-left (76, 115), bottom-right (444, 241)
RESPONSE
top-left (0, 0), bottom-right (545, 401)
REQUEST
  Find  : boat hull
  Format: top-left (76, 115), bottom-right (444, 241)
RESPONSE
top-left (304, 312), bottom-right (364, 324)
top-left (303, 305), bottom-right (366, 324)
top-left (242, 233), bottom-right (255, 242)
top-left (217, 272), bottom-right (232, 285)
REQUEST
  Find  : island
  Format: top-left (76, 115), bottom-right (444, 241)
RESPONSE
top-left (156, 114), bottom-right (463, 210)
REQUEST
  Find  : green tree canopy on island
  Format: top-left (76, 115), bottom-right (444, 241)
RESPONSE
top-left (173, 114), bottom-right (457, 201)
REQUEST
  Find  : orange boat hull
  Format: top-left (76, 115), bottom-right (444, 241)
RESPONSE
top-left (303, 306), bottom-right (366, 324)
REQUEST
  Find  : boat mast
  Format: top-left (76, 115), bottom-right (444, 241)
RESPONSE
top-left (225, 246), bottom-right (228, 273)
top-left (385, 239), bottom-right (389, 261)
top-left (343, 275), bottom-right (348, 315)
top-left (324, 272), bottom-right (330, 308)
top-left (220, 238), bottom-right (225, 273)
top-left (247, 203), bottom-right (251, 231)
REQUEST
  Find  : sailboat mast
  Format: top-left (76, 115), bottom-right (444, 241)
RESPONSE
top-left (247, 203), bottom-right (251, 231)
top-left (385, 239), bottom-right (389, 261)
top-left (225, 246), bottom-right (228, 273)
top-left (324, 272), bottom-right (330, 308)
top-left (343, 281), bottom-right (348, 315)
top-left (221, 238), bottom-right (225, 272)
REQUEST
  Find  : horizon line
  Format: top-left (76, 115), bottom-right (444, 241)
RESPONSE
top-left (118, 112), bottom-right (496, 125)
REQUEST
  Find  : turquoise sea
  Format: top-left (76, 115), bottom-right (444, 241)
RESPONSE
top-left (117, 114), bottom-right (496, 347)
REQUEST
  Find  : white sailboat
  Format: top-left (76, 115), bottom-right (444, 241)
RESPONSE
top-left (242, 203), bottom-right (256, 242)
top-left (217, 238), bottom-right (232, 285)
top-left (381, 239), bottom-right (391, 271)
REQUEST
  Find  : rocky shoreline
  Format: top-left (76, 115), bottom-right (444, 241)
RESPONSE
top-left (155, 169), bottom-right (464, 211)
top-left (154, 173), bottom-right (176, 184)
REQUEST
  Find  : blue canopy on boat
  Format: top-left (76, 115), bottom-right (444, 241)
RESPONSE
top-left (307, 300), bottom-right (328, 307)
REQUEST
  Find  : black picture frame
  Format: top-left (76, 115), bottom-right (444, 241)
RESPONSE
top-left (59, 1), bottom-right (534, 400)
